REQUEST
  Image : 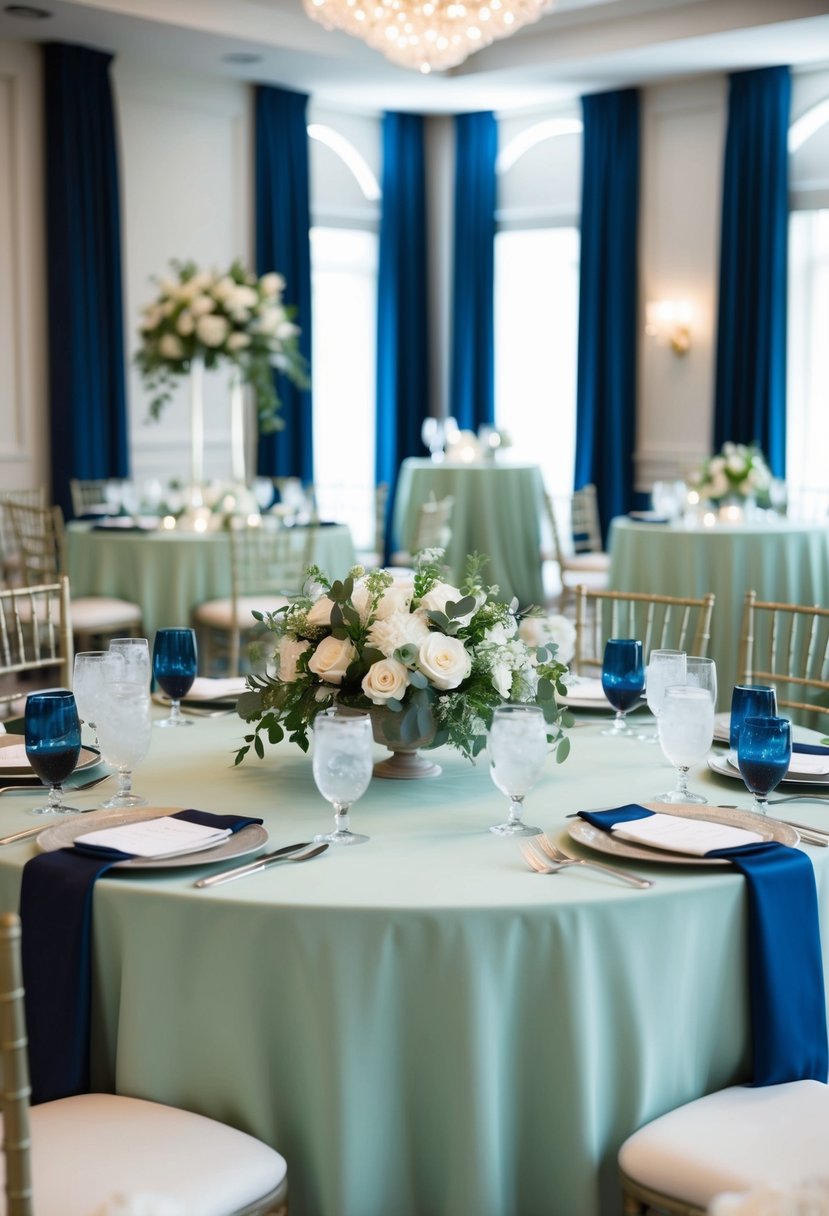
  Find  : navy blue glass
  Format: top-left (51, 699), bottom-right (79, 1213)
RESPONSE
top-left (737, 715), bottom-right (792, 813)
top-left (601, 639), bottom-right (644, 736)
top-left (153, 628), bottom-right (197, 728)
top-left (24, 690), bottom-right (82, 816)
top-left (730, 683), bottom-right (777, 751)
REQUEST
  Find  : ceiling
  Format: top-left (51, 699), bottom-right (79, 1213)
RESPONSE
top-left (1, 0), bottom-right (828, 112)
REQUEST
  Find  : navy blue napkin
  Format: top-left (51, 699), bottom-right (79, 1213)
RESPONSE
top-left (20, 809), bottom-right (263, 1104)
top-left (792, 742), bottom-right (829, 757)
top-left (578, 805), bottom-right (828, 1086)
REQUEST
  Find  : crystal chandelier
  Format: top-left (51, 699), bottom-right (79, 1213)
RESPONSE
top-left (302, 0), bottom-right (555, 74)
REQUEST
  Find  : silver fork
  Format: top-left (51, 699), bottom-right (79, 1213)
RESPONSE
top-left (520, 836), bottom-right (653, 889)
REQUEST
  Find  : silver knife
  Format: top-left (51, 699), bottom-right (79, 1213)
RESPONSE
top-left (193, 841), bottom-right (326, 888)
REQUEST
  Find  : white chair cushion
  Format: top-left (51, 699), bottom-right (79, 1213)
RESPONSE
top-left (619, 1081), bottom-right (829, 1210)
top-left (193, 596), bottom-right (288, 630)
top-left (71, 597), bottom-right (143, 630)
top-left (562, 552), bottom-right (611, 573)
top-left (0, 1092), bottom-right (287, 1216)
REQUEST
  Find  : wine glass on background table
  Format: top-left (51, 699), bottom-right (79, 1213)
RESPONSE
top-left (73, 650), bottom-right (125, 746)
top-left (110, 637), bottom-right (151, 689)
top-left (487, 704), bottom-right (547, 836)
top-left (312, 712), bottom-right (374, 845)
top-left (601, 639), bottom-right (645, 736)
top-left (729, 684), bottom-right (777, 753)
top-left (152, 628), bottom-right (198, 727)
top-left (24, 690), bottom-right (82, 815)
top-left (737, 715), bottom-right (792, 814)
top-left (655, 684), bottom-right (715, 804)
top-left (637, 649), bottom-right (686, 742)
top-left (96, 682), bottom-right (152, 808)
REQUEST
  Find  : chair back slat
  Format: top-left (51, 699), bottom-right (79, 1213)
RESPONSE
top-left (738, 592), bottom-right (829, 727)
top-left (0, 578), bottom-right (73, 710)
top-left (574, 587), bottom-right (716, 677)
top-left (0, 912), bottom-right (34, 1216)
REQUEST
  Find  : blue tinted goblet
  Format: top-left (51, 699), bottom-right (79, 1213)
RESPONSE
top-left (730, 684), bottom-right (777, 752)
top-left (737, 715), bottom-right (792, 814)
top-left (601, 639), bottom-right (645, 736)
top-left (24, 690), bottom-right (82, 815)
top-left (153, 628), bottom-right (198, 728)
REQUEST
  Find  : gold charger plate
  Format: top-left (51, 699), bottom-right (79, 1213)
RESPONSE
top-left (0, 735), bottom-right (100, 779)
top-left (36, 806), bottom-right (268, 870)
top-left (567, 801), bottom-right (798, 867)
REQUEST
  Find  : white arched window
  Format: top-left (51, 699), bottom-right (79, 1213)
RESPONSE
top-left (493, 113), bottom-right (582, 502)
top-left (787, 80), bottom-right (829, 511)
top-left (308, 113), bottom-right (381, 548)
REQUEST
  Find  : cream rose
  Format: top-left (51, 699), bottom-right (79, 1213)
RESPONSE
top-left (307, 636), bottom-right (356, 685)
top-left (375, 583), bottom-right (414, 620)
top-left (195, 314), bottom-right (229, 347)
top-left (417, 634), bottom-right (471, 690)
top-left (361, 658), bottom-right (410, 705)
top-left (277, 637), bottom-right (311, 683)
top-left (306, 596), bottom-right (334, 627)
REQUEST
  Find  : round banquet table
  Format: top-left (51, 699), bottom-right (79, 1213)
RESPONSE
top-left (609, 515), bottom-right (829, 709)
top-left (1, 713), bottom-right (828, 1216)
top-left (66, 521), bottom-right (357, 644)
top-left (392, 458), bottom-right (546, 607)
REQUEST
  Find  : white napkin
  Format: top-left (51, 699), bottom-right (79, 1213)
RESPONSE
top-left (75, 816), bottom-right (231, 859)
top-left (786, 752), bottom-right (829, 777)
top-left (0, 744), bottom-right (29, 767)
top-left (182, 677), bottom-right (248, 703)
top-left (558, 677), bottom-right (608, 703)
top-left (611, 812), bottom-right (763, 856)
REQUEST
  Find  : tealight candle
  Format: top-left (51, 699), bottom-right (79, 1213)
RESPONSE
top-left (161, 515), bottom-right (176, 531)
top-left (703, 512), bottom-right (717, 528)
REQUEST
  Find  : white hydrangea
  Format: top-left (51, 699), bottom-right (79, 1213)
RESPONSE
top-left (368, 609), bottom-right (432, 658)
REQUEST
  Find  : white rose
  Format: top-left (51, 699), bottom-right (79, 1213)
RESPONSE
top-left (211, 276), bottom-right (235, 302)
top-left (277, 637), bottom-right (310, 683)
top-left (361, 658), bottom-right (410, 705)
top-left (350, 585), bottom-right (375, 624)
top-left (307, 635), bottom-right (356, 685)
top-left (417, 633), bottom-right (471, 691)
top-left (159, 334), bottom-right (184, 359)
top-left (253, 307), bottom-right (282, 336)
top-left (306, 596), bottom-right (334, 627)
top-left (226, 332), bottom-right (251, 352)
top-left (709, 470), bottom-right (730, 499)
top-left (709, 456), bottom-right (726, 475)
top-left (189, 295), bottom-right (216, 317)
top-left (375, 583), bottom-right (414, 620)
top-left (276, 320), bottom-right (300, 340)
top-left (490, 659), bottom-right (513, 699)
top-left (226, 285), bottom-right (259, 311)
top-left (195, 315), bottom-right (229, 347)
top-left (176, 311), bottom-right (195, 336)
top-left (418, 581), bottom-right (480, 626)
top-left (260, 272), bottom-right (285, 298)
top-left (727, 453), bottom-right (746, 475)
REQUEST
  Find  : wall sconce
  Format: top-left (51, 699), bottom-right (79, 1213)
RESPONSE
top-left (645, 300), bottom-right (693, 355)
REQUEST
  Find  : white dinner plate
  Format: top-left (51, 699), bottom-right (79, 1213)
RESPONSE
top-left (708, 751), bottom-right (829, 788)
top-left (36, 806), bottom-right (269, 870)
top-left (567, 801), bottom-right (798, 867)
top-left (0, 736), bottom-right (101, 779)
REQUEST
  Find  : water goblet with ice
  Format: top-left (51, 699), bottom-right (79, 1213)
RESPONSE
top-left (73, 649), bottom-right (125, 745)
top-left (487, 704), bottom-right (547, 836)
top-left (96, 682), bottom-right (153, 809)
top-left (655, 684), bottom-right (715, 804)
top-left (312, 713), bottom-right (374, 846)
top-left (637, 649), bottom-right (686, 742)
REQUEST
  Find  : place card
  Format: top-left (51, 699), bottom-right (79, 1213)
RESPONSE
top-left (611, 812), bottom-right (763, 856)
top-left (75, 816), bottom-right (231, 859)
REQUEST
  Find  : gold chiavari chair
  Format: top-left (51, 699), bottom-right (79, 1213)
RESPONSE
top-left (543, 486), bottom-right (611, 607)
top-left (573, 586), bottom-right (716, 677)
top-left (0, 490), bottom-right (46, 588)
top-left (737, 590), bottom-right (829, 727)
top-left (0, 577), bottom-right (73, 716)
top-left (0, 912), bottom-right (289, 1216)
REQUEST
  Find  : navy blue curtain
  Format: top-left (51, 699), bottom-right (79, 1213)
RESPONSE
top-left (574, 88), bottom-right (640, 540)
top-left (451, 112), bottom-right (497, 432)
top-left (254, 85), bottom-right (313, 481)
top-left (714, 66), bottom-right (790, 476)
top-left (43, 43), bottom-right (129, 519)
top-left (376, 113), bottom-right (430, 561)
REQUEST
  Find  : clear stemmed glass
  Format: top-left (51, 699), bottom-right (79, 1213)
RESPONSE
top-left (24, 690), bottom-right (82, 816)
top-left (96, 682), bottom-right (153, 808)
top-left (72, 650), bottom-right (125, 746)
top-left (601, 639), bottom-right (645, 736)
top-left (737, 715), bottom-right (792, 814)
top-left (487, 704), bottom-right (547, 836)
top-left (421, 417), bottom-right (446, 462)
top-left (152, 628), bottom-right (198, 727)
top-left (109, 637), bottom-right (152, 689)
top-left (312, 713), bottom-right (374, 845)
top-left (637, 649), bottom-right (686, 742)
top-left (729, 684), bottom-right (777, 752)
top-left (685, 656), bottom-right (718, 710)
top-left (655, 684), bottom-right (715, 803)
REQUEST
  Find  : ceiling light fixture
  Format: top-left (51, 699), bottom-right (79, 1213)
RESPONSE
top-left (302, 0), bottom-right (554, 74)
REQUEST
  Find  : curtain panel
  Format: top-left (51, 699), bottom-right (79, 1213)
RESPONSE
top-left (43, 43), bottom-right (129, 519)
top-left (574, 88), bottom-right (640, 541)
top-left (254, 85), bottom-right (313, 481)
top-left (376, 112), bottom-right (430, 560)
top-left (450, 111), bottom-right (497, 433)
top-left (714, 66), bottom-right (791, 476)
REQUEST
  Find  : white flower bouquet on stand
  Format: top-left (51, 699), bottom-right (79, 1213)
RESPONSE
top-left (689, 442), bottom-right (771, 507)
top-left (235, 551), bottom-right (572, 779)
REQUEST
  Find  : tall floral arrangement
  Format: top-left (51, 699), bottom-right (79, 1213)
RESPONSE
top-left (689, 442), bottom-right (771, 503)
top-left (135, 259), bottom-right (308, 432)
top-left (235, 551), bottom-right (572, 765)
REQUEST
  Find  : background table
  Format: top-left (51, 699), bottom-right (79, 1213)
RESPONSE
top-left (392, 458), bottom-right (545, 607)
top-left (1, 712), bottom-right (827, 1216)
top-left (609, 515), bottom-right (829, 709)
top-left (66, 522), bottom-right (357, 643)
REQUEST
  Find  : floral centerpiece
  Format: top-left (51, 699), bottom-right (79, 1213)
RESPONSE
top-left (235, 551), bottom-right (572, 773)
top-left (135, 259), bottom-right (308, 433)
top-left (689, 441), bottom-right (771, 504)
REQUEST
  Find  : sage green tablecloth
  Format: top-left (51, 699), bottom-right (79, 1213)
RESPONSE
top-left (66, 522), bottom-right (357, 643)
top-left (392, 458), bottom-right (546, 607)
top-left (609, 515), bottom-right (829, 710)
top-left (1, 714), bottom-right (827, 1216)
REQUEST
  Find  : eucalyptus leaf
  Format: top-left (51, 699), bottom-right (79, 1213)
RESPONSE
top-left (409, 669), bottom-right (428, 690)
top-left (236, 690), bottom-right (264, 720)
top-left (446, 595), bottom-right (476, 620)
top-left (556, 736), bottom-right (571, 764)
